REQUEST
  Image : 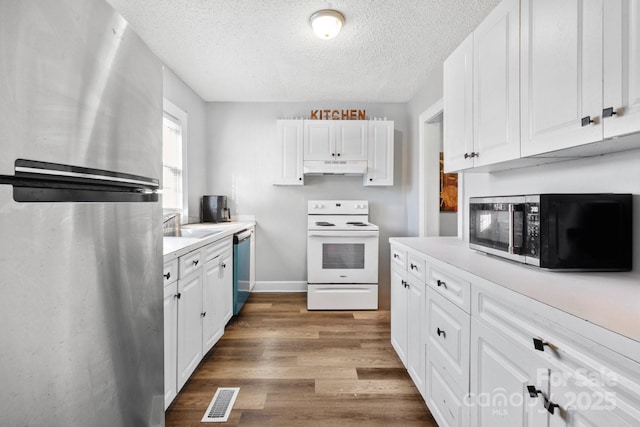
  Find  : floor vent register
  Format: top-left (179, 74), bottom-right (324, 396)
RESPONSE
top-left (201, 387), bottom-right (240, 423)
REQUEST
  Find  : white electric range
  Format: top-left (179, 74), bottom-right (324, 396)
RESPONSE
top-left (306, 200), bottom-right (379, 310)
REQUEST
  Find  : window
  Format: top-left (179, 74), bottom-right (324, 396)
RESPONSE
top-left (162, 99), bottom-right (188, 223)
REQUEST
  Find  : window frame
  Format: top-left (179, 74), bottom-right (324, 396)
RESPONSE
top-left (162, 98), bottom-right (188, 224)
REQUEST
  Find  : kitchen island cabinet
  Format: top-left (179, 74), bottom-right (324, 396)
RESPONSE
top-left (389, 237), bottom-right (640, 427)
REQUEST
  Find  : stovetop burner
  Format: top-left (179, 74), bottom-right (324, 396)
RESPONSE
top-left (315, 221), bottom-right (335, 226)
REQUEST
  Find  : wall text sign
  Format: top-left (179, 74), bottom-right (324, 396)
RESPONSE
top-left (310, 109), bottom-right (366, 120)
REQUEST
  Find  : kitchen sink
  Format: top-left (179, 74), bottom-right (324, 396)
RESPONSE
top-left (163, 228), bottom-right (221, 238)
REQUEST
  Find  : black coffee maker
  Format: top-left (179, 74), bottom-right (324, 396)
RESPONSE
top-left (201, 195), bottom-right (231, 223)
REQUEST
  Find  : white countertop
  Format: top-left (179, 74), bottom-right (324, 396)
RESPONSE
top-left (163, 221), bottom-right (255, 261)
top-left (389, 237), bottom-right (640, 343)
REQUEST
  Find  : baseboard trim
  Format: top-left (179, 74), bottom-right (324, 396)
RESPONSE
top-left (253, 281), bottom-right (307, 293)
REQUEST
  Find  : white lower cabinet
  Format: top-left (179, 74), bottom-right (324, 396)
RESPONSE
top-left (406, 277), bottom-right (426, 396)
top-left (177, 267), bottom-right (204, 391)
top-left (165, 236), bottom-right (234, 408)
top-left (163, 259), bottom-right (179, 409)
top-left (390, 246), bottom-right (426, 398)
top-left (390, 264), bottom-right (409, 367)
top-left (389, 241), bottom-right (640, 427)
top-left (470, 319), bottom-right (546, 427)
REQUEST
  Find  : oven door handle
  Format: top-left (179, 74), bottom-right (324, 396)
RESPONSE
top-left (308, 231), bottom-right (379, 238)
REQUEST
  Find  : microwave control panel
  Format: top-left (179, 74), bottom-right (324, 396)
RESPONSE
top-left (525, 202), bottom-right (540, 258)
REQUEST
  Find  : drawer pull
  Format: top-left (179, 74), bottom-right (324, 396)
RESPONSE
top-left (175, 292), bottom-right (181, 299)
top-left (544, 399), bottom-right (560, 415)
top-left (436, 279), bottom-right (446, 288)
top-left (602, 107), bottom-right (618, 118)
top-left (222, 262), bottom-right (226, 268)
top-left (401, 280), bottom-right (408, 289)
top-left (533, 337), bottom-right (550, 352)
top-left (581, 115), bottom-right (594, 126)
top-left (393, 253), bottom-right (399, 259)
top-left (410, 263), bottom-right (417, 270)
top-left (437, 328), bottom-right (446, 338)
top-left (526, 385), bottom-right (542, 398)
top-left (192, 259), bottom-right (199, 266)
top-left (164, 272), bottom-right (171, 280)
top-left (201, 312), bottom-right (206, 317)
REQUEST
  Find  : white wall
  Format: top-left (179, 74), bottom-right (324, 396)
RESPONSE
top-left (461, 147), bottom-right (640, 276)
top-left (163, 67), bottom-right (207, 223)
top-left (206, 102), bottom-right (408, 308)
top-left (406, 66), bottom-right (445, 236)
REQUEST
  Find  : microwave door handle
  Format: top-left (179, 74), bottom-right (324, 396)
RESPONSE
top-left (508, 204), bottom-right (514, 254)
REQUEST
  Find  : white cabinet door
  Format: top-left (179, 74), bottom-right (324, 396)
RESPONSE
top-left (390, 266), bottom-right (408, 367)
top-left (275, 120), bottom-right (304, 185)
top-left (473, 0), bottom-right (520, 167)
top-left (202, 257), bottom-right (222, 354)
top-left (335, 120), bottom-right (367, 160)
top-left (603, 0), bottom-right (640, 139)
top-left (406, 278), bottom-right (425, 398)
top-left (521, 0), bottom-right (604, 156)
top-left (220, 250), bottom-right (233, 325)
top-left (365, 120), bottom-right (394, 186)
top-left (425, 290), bottom-right (470, 395)
top-left (470, 319), bottom-right (548, 427)
top-left (163, 282), bottom-right (178, 409)
top-left (444, 33), bottom-right (474, 172)
top-left (177, 270), bottom-right (203, 391)
top-left (304, 120), bottom-right (335, 160)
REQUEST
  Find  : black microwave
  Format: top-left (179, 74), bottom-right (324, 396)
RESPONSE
top-left (469, 194), bottom-right (633, 271)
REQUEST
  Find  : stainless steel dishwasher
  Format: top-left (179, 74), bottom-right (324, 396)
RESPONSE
top-left (233, 228), bottom-right (253, 315)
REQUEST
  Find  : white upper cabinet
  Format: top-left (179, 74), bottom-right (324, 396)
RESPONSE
top-left (444, 33), bottom-right (474, 172)
top-left (603, 0), bottom-right (640, 139)
top-left (444, 0), bottom-right (520, 172)
top-left (276, 119), bottom-right (391, 185)
top-left (522, 0), bottom-right (640, 155)
top-left (335, 120), bottom-right (368, 160)
top-left (445, 0), bottom-right (640, 171)
top-left (274, 120), bottom-right (303, 185)
top-left (304, 120), bottom-right (367, 161)
top-left (364, 120), bottom-right (394, 186)
top-left (473, 0), bottom-right (520, 167)
top-left (304, 120), bottom-right (336, 160)
top-left (521, 0), bottom-right (604, 156)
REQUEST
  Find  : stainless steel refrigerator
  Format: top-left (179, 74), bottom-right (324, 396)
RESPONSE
top-left (0, 1), bottom-right (164, 425)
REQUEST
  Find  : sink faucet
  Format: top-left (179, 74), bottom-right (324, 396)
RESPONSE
top-left (163, 213), bottom-right (180, 234)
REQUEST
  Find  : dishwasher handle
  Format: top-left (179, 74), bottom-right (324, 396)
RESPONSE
top-left (234, 229), bottom-right (253, 243)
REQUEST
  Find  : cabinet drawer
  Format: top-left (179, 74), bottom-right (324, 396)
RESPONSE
top-left (426, 360), bottom-right (469, 427)
top-left (429, 265), bottom-right (470, 314)
top-left (163, 259), bottom-right (178, 286)
top-left (426, 290), bottom-right (470, 394)
top-left (474, 283), bottom-right (640, 422)
top-left (179, 248), bottom-right (205, 279)
top-left (407, 253), bottom-right (427, 282)
top-left (390, 245), bottom-right (407, 270)
top-left (204, 236), bottom-right (232, 262)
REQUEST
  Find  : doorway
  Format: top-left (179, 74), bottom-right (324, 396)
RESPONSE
top-left (418, 99), bottom-right (460, 237)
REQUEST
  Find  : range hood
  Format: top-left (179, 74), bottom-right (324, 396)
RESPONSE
top-left (304, 160), bottom-right (367, 175)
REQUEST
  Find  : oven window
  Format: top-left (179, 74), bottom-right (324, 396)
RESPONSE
top-left (322, 244), bottom-right (365, 269)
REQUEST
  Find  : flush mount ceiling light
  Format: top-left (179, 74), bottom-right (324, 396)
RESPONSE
top-left (310, 9), bottom-right (345, 39)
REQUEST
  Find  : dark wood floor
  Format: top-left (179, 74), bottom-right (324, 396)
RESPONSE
top-left (166, 293), bottom-right (437, 426)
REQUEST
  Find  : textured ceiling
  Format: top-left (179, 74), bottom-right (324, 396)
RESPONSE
top-left (105, 0), bottom-right (500, 102)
